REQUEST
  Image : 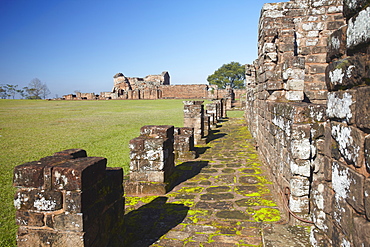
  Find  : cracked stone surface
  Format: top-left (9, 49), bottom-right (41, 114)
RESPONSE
top-left (124, 117), bottom-right (310, 246)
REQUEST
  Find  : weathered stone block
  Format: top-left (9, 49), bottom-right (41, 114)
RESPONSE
top-left (140, 125), bottom-right (174, 139)
top-left (327, 25), bottom-right (347, 62)
top-left (326, 90), bottom-right (356, 124)
top-left (332, 197), bottom-right (355, 237)
top-left (52, 157), bottom-right (107, 191)
top-left (332, 160), bottom-right (365, 213)
top-left (353, 216), bottom-right (370, 247)
top-left (331, 122), bottom-right (365, 168)
top-left (289, 195), bottom-right (310, 214)
top-left (343, 0), bottom-right (370, 19)
top-left (129, 170), bottom-right (166, 183)
top-left (355, 87), bottom-right (370, 129)
top-left (124, 181), bottom-right (166, 196)
top-left (54, 213), bottom-right (84, 231)
top-left (13, 162), bottom-right (45, 188)
top-left (14, 189), bottom-right (63, 211)
top-left (365, 135), bottom-right (370, 172)
top-left (17, 227), bottom-right (86, 247)
top-left (16, 211), bottom-right (44, 227)
top-left (347, 6), bottom-right (370, 50)
top-left (53, 149), bottom-right (87, 159)
top-left (290, 176), bottom-right (310, 197)
top-left (365, 178), bottom-right (370, 220)
top-left (326, 54), bottom-right (367, 91)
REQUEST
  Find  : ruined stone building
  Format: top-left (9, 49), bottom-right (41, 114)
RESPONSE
top-left (245, 0), bottom-right (370, 245)
top-left (63, 71), bottom-right (245, 102)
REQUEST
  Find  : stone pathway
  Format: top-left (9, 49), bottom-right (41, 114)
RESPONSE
top-left (123, 117), bottom-right (310, 247)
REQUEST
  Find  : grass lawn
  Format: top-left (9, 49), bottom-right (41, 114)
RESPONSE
top-left (0, 99), bottom-right (191, 246)
top-left (0, 99), bottom-right (244, 246)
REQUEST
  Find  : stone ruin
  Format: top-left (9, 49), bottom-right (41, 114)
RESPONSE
top-left (14, 0), bottom-right (370, 245)
top-left (13, 149), bottom-right (124, 246)
top-left (62, 71), bottom-right (246, 104)
top-left (12, 99), bottom-right (226, 246)
top-left (125, 100), bottom-right (224, 196)
top-left (245, 0), bottom-right (370, 245)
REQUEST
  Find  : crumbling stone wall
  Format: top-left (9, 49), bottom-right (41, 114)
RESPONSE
top-left (126, 125), bottom-right (175, 195)
top-left (310, 1), bottom-right (370, 246)
top-left (245, 0), bottom-right (345, 227)
top-left (245, 0), bottom-right (370, 245)
top-left (13, 149), bottom-right (124, 246)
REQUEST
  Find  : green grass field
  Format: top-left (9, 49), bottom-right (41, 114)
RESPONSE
top-left (0, 99), bottom-right (244, 246)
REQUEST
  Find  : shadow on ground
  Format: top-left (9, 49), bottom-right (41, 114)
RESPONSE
top-left (123, 197), bottom-right (189, 247)
top-left (206, 130), bottom-right (227, 143)
top-left (167, 160), bottom-right (209, 192)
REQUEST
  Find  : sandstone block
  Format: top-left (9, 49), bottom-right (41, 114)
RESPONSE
top-left (332, 197), bottom-right (354, 237)
top-left (14, 189), bottom-right (63, 211)
top-left (289, 195), bottom-right (310, 214)
top-left (331, 122), bottom-right (365, 168)
top-left (327, 25), bottom-right (347, 62)
top-left (53, 213), bottom-right (84, 231)
top-left (13, 161), bottom-right (45, 188)
top-left (52, 157), bottom-right (107, 191)
top-left (140, 125), bottom-right (174, 139)
top-left (326, 54), bottom-right (367, 91)
top-left (290, 176), bottom-right (310, 196)
top-left (326, 90), bottom-right (356, 124)
top-left (343, 0), bottom-right (369, 19)
top-left (347, 6), bottom-right (370, 50)
top-left (365, 135), bottom-right (370, 172)
top-left (353, 216), bottom-right (370, 247)
top-left (53, 149), bottom-right (87, 159)
top-left (17, 227), bottom-right (86, 247)
top-left (332, 160), bottom-right (365, 213)
top-left (16, 211), bottom-right (44, 227)
top-left (355, 87), bottom-right (370, 129)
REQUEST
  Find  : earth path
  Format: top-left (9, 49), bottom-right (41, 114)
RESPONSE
top-left (124, 117), bottom-right (310, 247)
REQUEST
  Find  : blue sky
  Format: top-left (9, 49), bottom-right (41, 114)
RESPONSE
top-left (0, 0), bottom-right (281, 97)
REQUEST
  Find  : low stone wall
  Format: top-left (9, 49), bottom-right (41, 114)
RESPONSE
top-left (161, 84), bottom-right (209, 99)
top-left (13, 149), bottom-right (124, 246)
top-left (126, 125), bottom-right (175, 196)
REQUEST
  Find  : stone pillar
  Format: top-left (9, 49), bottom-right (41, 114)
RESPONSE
top-left (221, 98), bottom-right (227, 118)
top-left (226, 97), bottom-right (232, 110)
top-left (203, 114), bottom-right (210, 137)
top-left (13, 149), bottom-right (124, 247)
top-left (206, 103), bottom-right (217, 127)
top-left (126, 125), bottom-right (175, 195)
top-left (174, 127), bottom-right (196, 161)
top-left (183, 101), bottom-right (204, 145)
top-left (213, 100), bottom-right (222, 121)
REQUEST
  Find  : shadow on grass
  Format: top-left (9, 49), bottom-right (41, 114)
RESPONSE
top-left (166, 161), bottom-right (209, 192)
top-left (122, 197), bottom-right (189, 247)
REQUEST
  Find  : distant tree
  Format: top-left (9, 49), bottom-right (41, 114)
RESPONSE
top-left (4, 84), bottom-right (18, 99)
top-left (0, 85), bottom-right (6, 99)
top-left (26, 78), bottom-right (50, 99)
top-left (207, 62), bottom-right (245, 89)
top-left (17, 88), bottom-right (26, 99)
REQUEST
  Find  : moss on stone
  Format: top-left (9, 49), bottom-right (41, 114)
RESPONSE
top-left (252, 208), bottom-right (281, 222)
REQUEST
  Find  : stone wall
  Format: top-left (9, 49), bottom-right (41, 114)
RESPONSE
top-left (13, 149), bottom-right (124, 246)
top-left (126, 125), bottom-right (175, 196)
top-left (245, 0), bottom-right (370, 245)
top-left (161, 84), bottom-right (209, 99)
top-left (310, 1), bottom-right (370, 245)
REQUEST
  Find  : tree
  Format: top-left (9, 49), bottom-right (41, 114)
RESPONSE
top-left (207, 62), bottom-right (245, 89)
top-left (4, 84), bottom-right (18, 99)
top-left (0, 85), bottom-right (6, 99)
top-left (26, 78), bottom-right (50, 99)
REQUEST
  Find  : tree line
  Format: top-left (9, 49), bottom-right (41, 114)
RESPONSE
top-left (0, 78), bottom-right (50, 99)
